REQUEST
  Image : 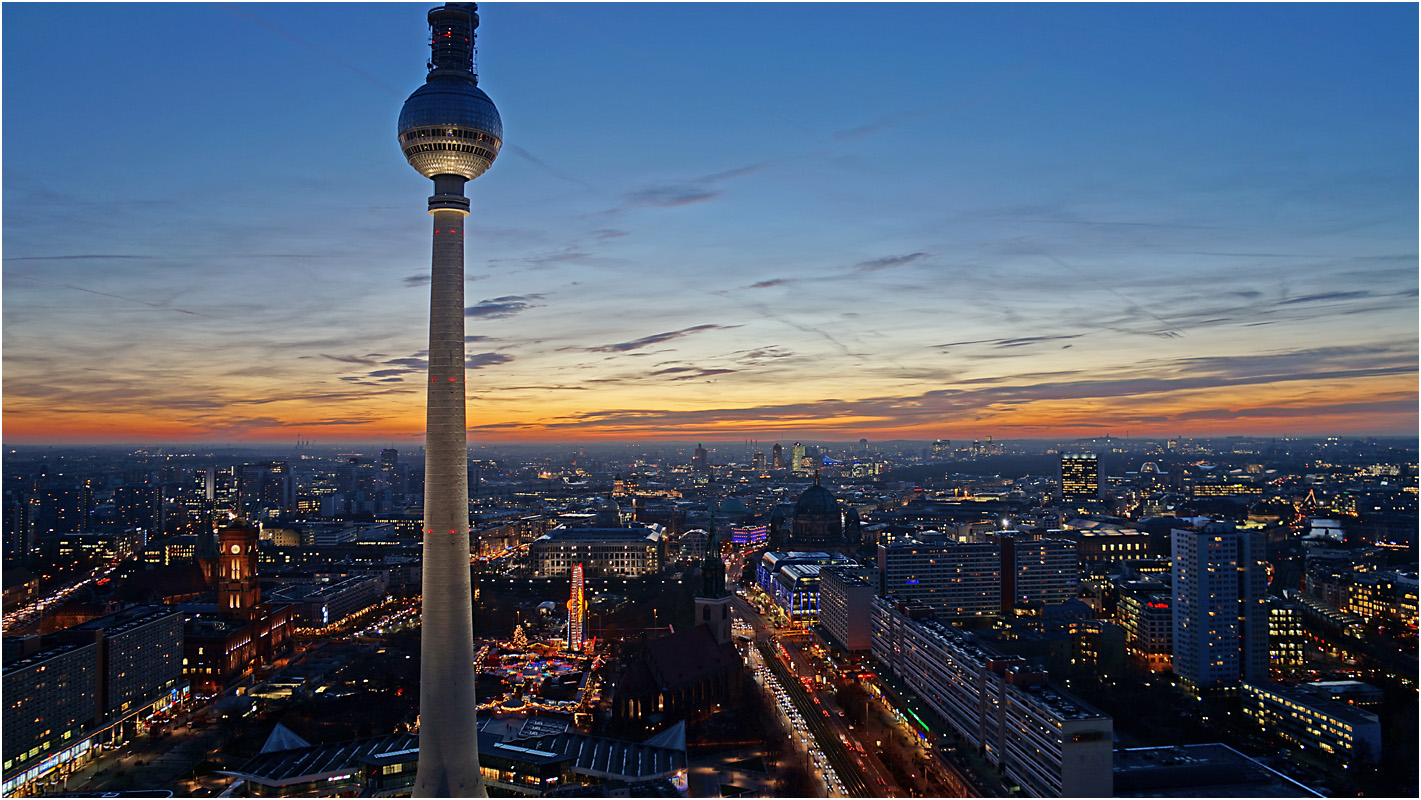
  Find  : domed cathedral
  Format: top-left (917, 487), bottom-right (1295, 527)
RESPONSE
top-left (789, 472), bottom-right (845, 547)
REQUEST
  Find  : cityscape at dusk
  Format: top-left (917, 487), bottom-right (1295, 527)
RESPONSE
top-left (3, 2), bottom-right (1416, 444)
top-left (2, 3), bottom-right (1418, 800)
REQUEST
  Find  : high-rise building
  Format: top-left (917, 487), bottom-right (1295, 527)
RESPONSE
top-left (819, 566), bottom-right (875, 652)
top-left (3, 489), bottom-right (34, 565)
top-left (113, 485), bottom-right (163, 536)
top-left (771, 444), bottom-right (784, 470)
top-left (1264, 595), bottom-right (1306, 677)
top-left (3, 606), bottom-right (185, 795)
top-left (691, 443), bottom-right (708, 474)
top-left (791, 442), bottom-right (806, 474)
top-left (398, 4), bottom-right (501, 792)
top-left (991, 532), bottom-right (1078, 608)
top-left (1060, 453), bottom-right (1100, 503)
top-left (42, 481), bottom-right (95, 534)
top-left (1172, 523), bottom-right (1267, 696)
top-left (877, 538), bottom-right (1001, 619)
top-left (568, 563), bottom-right (586, 652)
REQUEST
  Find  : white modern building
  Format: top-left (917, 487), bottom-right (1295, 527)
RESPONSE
top-left (818, 565), bottom-right (875, 651)
top-left (1172, 523), bottom-right (1267, 695)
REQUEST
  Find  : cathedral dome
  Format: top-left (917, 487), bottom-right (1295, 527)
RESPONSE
top-left (794, 479), bottom-right (839, 519)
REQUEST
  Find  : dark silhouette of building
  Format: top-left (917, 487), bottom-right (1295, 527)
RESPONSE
top-left (788, 473), bottom-right (843, 547)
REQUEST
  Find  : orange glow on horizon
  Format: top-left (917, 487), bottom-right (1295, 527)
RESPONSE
top-left (4, 369), bottom-right (1414, 445)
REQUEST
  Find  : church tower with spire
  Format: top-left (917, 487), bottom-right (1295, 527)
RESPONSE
top-left (693, 514), bottom-right (733, 645)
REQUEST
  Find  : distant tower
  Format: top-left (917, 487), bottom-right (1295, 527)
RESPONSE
top-left (692, 443), bottom-right (708, 474)
top-left (771, 444), bottom-right (784, 470)
top-left (399, 3), bottom-right (501, 796)
top-left (791, 442), bottom-right (807, 474)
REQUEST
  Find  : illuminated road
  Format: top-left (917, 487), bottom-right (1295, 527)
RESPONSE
top-left (3, 561), bottom-right (118, 635)
top-left (731, 590), bottom-right (895, 798)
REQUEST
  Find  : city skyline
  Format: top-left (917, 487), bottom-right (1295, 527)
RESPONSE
top-left (3, 2), bottom-right (1417, 446)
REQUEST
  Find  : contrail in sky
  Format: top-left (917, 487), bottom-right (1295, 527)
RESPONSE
top-left (220, 3), bottom-right (403, 98)
top-left (4, 272), bottom-right (214, 318)
top-left (1019, 239), bottom-right (1188, 339)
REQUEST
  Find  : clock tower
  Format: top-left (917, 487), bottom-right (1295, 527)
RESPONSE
top-left (217, 519), bottom-right (262, 620)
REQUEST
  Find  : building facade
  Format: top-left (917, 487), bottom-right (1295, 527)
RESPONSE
top-left (818, 566), bottom-right (875, 652)
top-left (1171, 524), bottom-right (1267, 695)
top-left (530, 524), bottom-right (666, 578)
top-left (876, 538), bottom-right (1000, 619)
top-left (1241, 681), bottom-right (1381, 764)
top-left (1059, 454), bottom-right (1100, 504)
top-left (870, 596), bottom-right (1113, 797)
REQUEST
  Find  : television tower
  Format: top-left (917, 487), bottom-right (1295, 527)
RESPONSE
top-left (398, 3), bottom-right (501, 796)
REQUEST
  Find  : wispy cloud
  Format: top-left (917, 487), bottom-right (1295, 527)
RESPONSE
top-left (747, 278), bottom-right (793, 289)
top-left (320, 354), bottom-right (381, 367)
top-left (3, 254), bottom-right (158, 261)
top-left (1275, 291), bottom-right (1372, 306)
top-left (467, 352), bottom-right (514, 369)
top-left (623, 162), bottom-right (774, 209)
top-left (466, 295), bottom-right (544, 319)
top-left (851, 252), bottom-right (932, 273)
top-left (587, 324), bottom-right (733, 353)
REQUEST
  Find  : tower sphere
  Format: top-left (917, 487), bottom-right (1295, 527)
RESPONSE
top-left (399, 78), bottom-right (503, 180)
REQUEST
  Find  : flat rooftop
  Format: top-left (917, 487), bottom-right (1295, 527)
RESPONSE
top-left (1114, 743), bottom-right (1323, 797)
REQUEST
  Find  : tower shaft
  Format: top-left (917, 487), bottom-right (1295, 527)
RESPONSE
top-left (415, 196), bottom-right (483, 797)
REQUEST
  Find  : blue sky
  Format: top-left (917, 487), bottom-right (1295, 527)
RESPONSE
top-left (3, 2), bottom-right (1416, 445)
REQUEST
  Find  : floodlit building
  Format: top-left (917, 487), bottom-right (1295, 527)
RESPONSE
top-left (530, 524), bottom-right (666, 578)
top-left (756, 551), bottom-right (856, 623)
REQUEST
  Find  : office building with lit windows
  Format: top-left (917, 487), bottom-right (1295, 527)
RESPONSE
top-left (817, 566), bottom-right (876, 651)
top-left (1241, 681), bottom-right (1381, 763)
top-left (1172, 524), bottom-right (1267, 696)
top-left (877, 538), bottom-right (1000, 619)
top-left (1264, 596), bottom-right (1305, 677)
top-left (877, 532), bottom-right (1077, 620)
top-left (3, 606), bottom-right (187, 795)
top-left (870, 596), bottom-right (1113, 797)
top-left (1116, 589), bottom-right (1173, 672)
top-left (1059, 454), bottom-right (1100, 503)
top-left (991, 532), bottom-right (1078, 608)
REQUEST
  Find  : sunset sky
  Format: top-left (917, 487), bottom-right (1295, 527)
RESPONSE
top-left (3, 2), bottom-right (1416, 447)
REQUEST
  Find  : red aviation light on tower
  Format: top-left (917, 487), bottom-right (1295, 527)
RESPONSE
top-left (567, 563), bottom-right (586, 653)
